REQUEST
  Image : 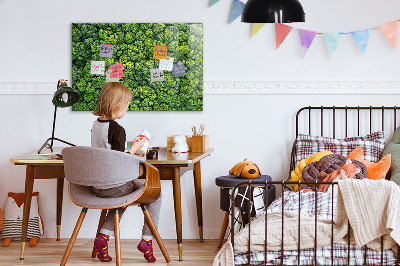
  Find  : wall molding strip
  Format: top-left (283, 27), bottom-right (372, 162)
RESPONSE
top-left (0, 81), bottom-right (399, 95)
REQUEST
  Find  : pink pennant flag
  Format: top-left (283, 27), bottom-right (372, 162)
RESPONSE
top-left (298, 29), bottom-right (317, 58)
top-left (378, 21), bottom-right (398, 50)
top-left (275, 23), bottom-right (293, 49)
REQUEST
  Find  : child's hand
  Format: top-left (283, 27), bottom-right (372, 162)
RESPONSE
top-left (128, 137), bottom-right (147, 155)
top-left (134, 149), bottom-right (149, 157)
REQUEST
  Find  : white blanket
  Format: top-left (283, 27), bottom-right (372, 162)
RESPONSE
top-left (335, 178), bottom-right (400, 251)
top-left (213, 179), bottom-right (400, 266)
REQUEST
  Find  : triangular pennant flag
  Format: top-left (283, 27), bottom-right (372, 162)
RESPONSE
top-left (275, 23), bottom-right (293, 49)
top-left (378, 21), bottom-right (398, 50)
top-left (323, 33), bottom-right (341, 58)
top-left (229, 0), bottom-right (245, 24)
top-left (351, 29), bottom-right (370, 55)
top-left (251, 23), bottom-right (266, 38)
top-left (209, 0), bottom-right (220, 7)
top-left (298, 29), bottom-right (317, 58)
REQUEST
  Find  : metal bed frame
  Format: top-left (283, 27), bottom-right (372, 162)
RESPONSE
top-left (230, 106), bottom-right (400, 266)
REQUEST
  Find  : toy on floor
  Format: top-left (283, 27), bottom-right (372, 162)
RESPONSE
top-left (1, 192), bottom-right (44, 247)
top-left (0, 208), bottom-right (3, 232)
top-left (229, 159), bottom-right (261, 179)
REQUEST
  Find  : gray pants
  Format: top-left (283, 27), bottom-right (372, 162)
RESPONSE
top-left (92, 180), bottom-right (162, 240)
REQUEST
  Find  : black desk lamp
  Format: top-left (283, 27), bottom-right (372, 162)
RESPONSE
top-left (38, 79), bottom-right (80, 154)
top-left (241, 0), bottom-right (305, 23)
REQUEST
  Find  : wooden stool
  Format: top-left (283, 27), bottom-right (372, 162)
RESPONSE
top-left (215, 175), bottom-right (275, 248)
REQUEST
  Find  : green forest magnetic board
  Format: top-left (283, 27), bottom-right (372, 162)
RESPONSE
top-left (72, 23), bottom-right (203, 111)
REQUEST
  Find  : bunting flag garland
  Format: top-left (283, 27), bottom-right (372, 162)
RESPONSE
top-left (298, 29), bottom-right (317, 58)
top-left (209, 0), bottom-right (220, 7)
top-left (351, 29), bottom-right (370, 55)
top-left (275, 23), bottom-right (293, 49)
top-left (323, 33), bottom-right (341, 58)
top-left (251, 23), bottom-right (266, 38)
top-left (208, 6), bottom-right (400, 57)
top-left (229, 0), bottom-right (245, 24)
top-left (378, 21), bottom-right (398, 50)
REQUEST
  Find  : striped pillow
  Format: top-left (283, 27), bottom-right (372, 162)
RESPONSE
top-left (294, 131), bottom-right (385, 167)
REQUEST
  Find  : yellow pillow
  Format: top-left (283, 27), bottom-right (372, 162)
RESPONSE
top-left (290, 150), bottom-right (333, 191)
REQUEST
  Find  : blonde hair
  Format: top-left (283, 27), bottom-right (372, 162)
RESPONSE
top-left (93, 82), bottom-right (133, 120)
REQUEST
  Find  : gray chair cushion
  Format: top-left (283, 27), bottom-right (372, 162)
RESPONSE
top-left (69, 180), bottom-right (145, 208)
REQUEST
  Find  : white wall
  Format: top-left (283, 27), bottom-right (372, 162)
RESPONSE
top-left (1, 0), bottom-right (400, 240)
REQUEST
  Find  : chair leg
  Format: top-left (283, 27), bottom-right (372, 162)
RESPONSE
top-left (141, 205), bottom-right (171, 263)
top-left (217, 211), bottom-right (230, 248)
top-left (60, 208), bottom-right (88, 266)
top-left (91, 209), bottom-right (108, 258)
top-left (114, 209), bottom-right (121, 266)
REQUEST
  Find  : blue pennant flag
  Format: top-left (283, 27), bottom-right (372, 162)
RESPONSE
top-left (229, 0), bottom-right (245, 23)
top-left (209, 0), bottom-right (221, 7)
top-left (351, 29), bottom-right (371, 55)
top-left (323, 33), bottom-right (341, 58)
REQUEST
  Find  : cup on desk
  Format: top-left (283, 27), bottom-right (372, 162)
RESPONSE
top-left (127, 141), bottom-right (157, 159)
top-left (146, 150), bottom-right (158, 160)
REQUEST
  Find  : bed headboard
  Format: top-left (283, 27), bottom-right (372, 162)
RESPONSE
top-left (295, 106), bottom-right (400, 138)
top-left (290, 106), bottom-right (400, 179)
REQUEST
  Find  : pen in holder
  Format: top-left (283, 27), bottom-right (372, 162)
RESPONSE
top-left (191, 135), bottom-right (209, 153)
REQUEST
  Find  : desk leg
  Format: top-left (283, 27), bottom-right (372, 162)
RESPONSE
top-left (193, 161), bottom-right (203, 242)
top-left (172, 167), bottom-right (183, 261)
top-left (56, 178), bottom-right (64, 241)
top-left (20, 165), bottom-right (35, 259)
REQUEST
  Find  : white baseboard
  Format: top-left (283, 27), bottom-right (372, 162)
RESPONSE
top-left (1, 81), bottom-right (400, 95)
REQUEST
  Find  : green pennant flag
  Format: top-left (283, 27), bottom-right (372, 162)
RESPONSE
top-left (209, 0), bottom-right (221, 7)
top-left (323, 33), bottom-right (341, 58)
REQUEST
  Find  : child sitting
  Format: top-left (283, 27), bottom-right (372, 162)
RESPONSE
top-left (91, 82), bottom-right (162, 263)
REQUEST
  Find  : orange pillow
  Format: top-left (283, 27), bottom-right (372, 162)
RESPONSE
top-left (347, 146), bottom-right (391, 180)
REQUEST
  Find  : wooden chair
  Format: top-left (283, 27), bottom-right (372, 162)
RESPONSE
top-left (60, 146), bottom-right (171, 265)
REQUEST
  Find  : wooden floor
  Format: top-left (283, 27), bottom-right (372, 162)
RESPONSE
top-left (0, 239), bottom-right (221, 265)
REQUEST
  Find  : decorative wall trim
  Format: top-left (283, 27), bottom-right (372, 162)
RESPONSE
top-left (204, 81), bottom-right (400, 94)
top-left (1, 81), bottom-right (400, 95)
top-left (0, 83), bottom-right (55, 94)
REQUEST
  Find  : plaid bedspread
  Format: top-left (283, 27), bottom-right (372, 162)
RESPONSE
top-left (234, 191), bottom-right (397, 265)
top-left (234, 244), bottom-right (397, 265)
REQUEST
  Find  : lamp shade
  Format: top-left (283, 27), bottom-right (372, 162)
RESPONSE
top-left (52, 84), bottom-right (80, 108)
top-left (241, 0), bottom-right (305, 23)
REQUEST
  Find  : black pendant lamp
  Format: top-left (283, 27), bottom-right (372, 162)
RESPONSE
top-left (242, 0), bottom-right (305, 23)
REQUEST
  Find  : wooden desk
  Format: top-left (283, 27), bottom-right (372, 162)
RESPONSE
top-left (10, 147), bottom-right (213, 261)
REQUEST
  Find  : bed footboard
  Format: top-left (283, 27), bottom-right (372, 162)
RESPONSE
top-left (230, 180), bottom-right (400, 266)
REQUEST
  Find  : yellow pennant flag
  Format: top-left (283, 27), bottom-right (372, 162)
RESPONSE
top-left (251, 23), bottom-right (266, 38)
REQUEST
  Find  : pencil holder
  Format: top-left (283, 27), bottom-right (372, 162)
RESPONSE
top-left (191, 135), bottom-right (209, 153)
